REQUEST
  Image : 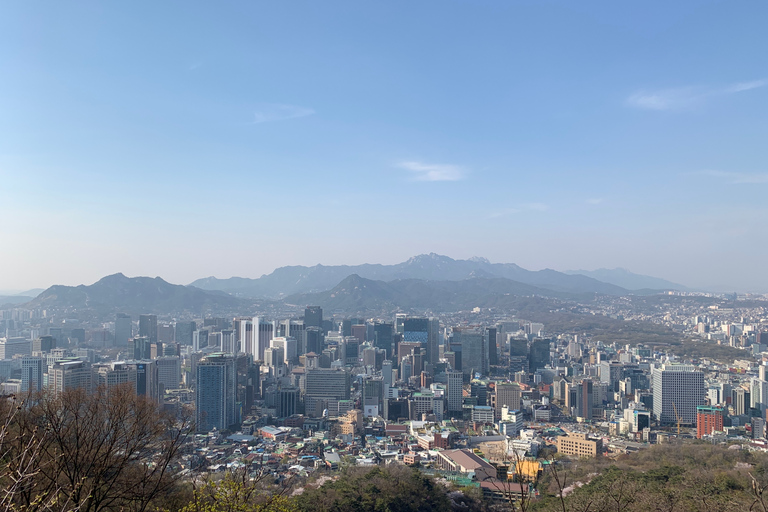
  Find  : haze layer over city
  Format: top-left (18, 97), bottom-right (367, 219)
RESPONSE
top-left (3, 2), bottom-right (768, 512)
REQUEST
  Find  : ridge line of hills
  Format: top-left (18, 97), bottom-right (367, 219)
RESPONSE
top-left (9, 254), bottom-right (687, 316)
top-left (189, 253), bottom-right (686, 298)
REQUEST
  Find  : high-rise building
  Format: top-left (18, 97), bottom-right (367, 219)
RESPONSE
top-left (382, 360), bottom-right (394, 388)
top-left (446, 370), bottom-right (464, 413)
top-left (485, 326), bottom-right (498, 367)
top-left (133, 360), bottom-right (160, 402)
top-left (373, 322), bottom-right (394, 359)
top-left (395, 314), bottom-right (407, 334)
top-left (351, 324), bottom-right (367, 344)
top-left (428, 318), bottom-right (440, 366)
top-left (277, 387), bottom-right (301, 417)
top-left (158, 323), bottom-right (174, 344)
top-left (49, 358), bottom-right (93, 394)
top-left (138, 314), bottom-right (158, 344)
top-left (304, 368), bottom-right (350, 417)
top-left (192, 330), bottom-right (209, 352)
top-left (240, 318), bottom-right (273, 361)
top-left (196, 353), bottom-right (237, 432)
top-left (21, 355), bottom-right (44, 392)
top-left (733, 387), bottom-right (751, 416)
top-left (280, 321), bottom-right (305, 357)
top-left (578, 379), bottom-right (594, 419)
top-left (305, 327), bottom-right (324, 355)
top-left (220, 329), bottom-right (236, 354)
top-left (114, 314), bottom-right (132, 347)
top-left (174, 321), bottom-right (195, 346)
top-left (528, 338), bottom-right (551, 371)
top-left (0, 337), bottom-right (31, 359)
top-left (697, 405), bottom-right (725, 438)
top-left (156, 356), bottom-right (181, 393)
top-left (652, 364), bottom-right (705, 425)
top-left (451, 327), bottom-right (488, 377)
top-left (304, 306), bottom-right (323, 330)
top-left (132, 336), bottom-right (152, 360)
top-left (264, 347), bottom-right (285, 368)
top-left (493, 382), bottom-right (521, 419)
top-left (96, 362), bottom-right (137, 391)
top-left (32, 335), bottom-right (56, 354)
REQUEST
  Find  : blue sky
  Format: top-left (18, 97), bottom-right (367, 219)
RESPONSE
top-left (1, 1), bottom-right (766, 292)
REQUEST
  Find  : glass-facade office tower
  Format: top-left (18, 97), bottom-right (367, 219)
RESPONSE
top-left (139, 314), bottom-right (158, 344)
top-left (196, 353), bottom-right (237, 432)
top-left (115, 314), bottom-right (132, 347)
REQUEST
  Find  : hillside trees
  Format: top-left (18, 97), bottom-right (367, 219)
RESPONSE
top-left (1, 384), bottom-right (191, 512)
top-left (294, 465), bottom-right (452, 512)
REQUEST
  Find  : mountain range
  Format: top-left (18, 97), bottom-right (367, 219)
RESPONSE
top-left (12, 255), bottom-right (687, 316)
top-left (564, 268), bottom-right (689, 292)
top-left (25, 273), bottom-right (249, 315)
top-left (284, 274), bottom-right (587, 314)
top-left (190, 253), bottom-right (680, 298)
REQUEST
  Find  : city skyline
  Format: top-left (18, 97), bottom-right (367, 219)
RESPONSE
top-left (2, 1), bottom-right (767, 292)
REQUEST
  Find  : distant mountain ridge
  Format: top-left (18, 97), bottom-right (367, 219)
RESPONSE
top-left (26, 273), bottom-right (248, 316)
top-left (284, 274), bottom-right (582, 314)
top-left (190, 253), bottom-right (643, 298)
top-left (564, 268), bottom-right (688, 291)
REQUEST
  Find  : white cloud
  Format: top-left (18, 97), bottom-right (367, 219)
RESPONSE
top-left (489, 203), bottom-right (549, 218)
top-left (252, 104), bottom-right (315, 123)
top-left (397, 161), bottom-right (465, 181)
top-left (701, 170), bottom-right (768, 184)
top-left (726, 79), bottom-right (768, 93)
top-left (627, 78), bottom-right (767, 111)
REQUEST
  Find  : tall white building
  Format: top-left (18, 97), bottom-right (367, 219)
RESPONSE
top-left (220, 329), bottom-right (236, 354)
top-left (652, 364), bottom-right (705, 425)
top-left (49, 358), bottom-right (94, 394)
top-left (21, 355), bottom-right (44, 392)
top-left (240, 318), bottom-right (273, 361)
top-left (0, 337), bottom-right (31, 359)
top-left (271, 336), bottom-right (297, 365)
top-left (446, 370), bottom-right (463, 413)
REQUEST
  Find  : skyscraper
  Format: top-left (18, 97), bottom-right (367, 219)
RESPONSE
top-left (277, 387), bottom-right (301, 418)
top-left (156, 356), bottom-right (181, 393)
top-left (485, 326), bottom-right (498, 367)
top-left (373, 322), bottom-right (394, 359)
top-left (493, 382), bottom-right (521, 419)
top-left (32, 335), bottom-right (55, 353)
top-left (192, 330), bottom-right (209, 352)
top-left (304, 368), bottom-right (350, 417)
top-left (428, 318), bottom-right (440, 365)
top-left (220, 329), bottom-right (236, 354)
top-left (446, 369), bottom-right (463, 413)
top-left (21, 355), bottom-right (44, 392)
top-left (196, 353), bottom-right (237, 432)
top-left (138, 314), bottom-right (158, 344)
top-left (174, 321), bottom-right (195, 346)
top-left (305, 327), bottom-right (324, 355)
top-left (652, 364), bottom-right (705, 425)
top-left (451, 327), bottom-right (488, 377)
top-left (304, 306), bottom-right (323, 330)
top-left (132, 336), bottom-right (152, 360)
top-left (528, 338), bottom-right (551, 371)
top-left (114, 314), bottom-right (132, 347)
top-left (49, 358), bottom-right (93, 394)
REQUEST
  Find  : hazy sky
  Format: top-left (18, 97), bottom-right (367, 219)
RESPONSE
top-left (1, 1), bottom-right (766, 292)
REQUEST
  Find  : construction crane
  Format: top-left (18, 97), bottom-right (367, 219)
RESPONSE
top-left (672, 401), bottom-right (682, 436)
